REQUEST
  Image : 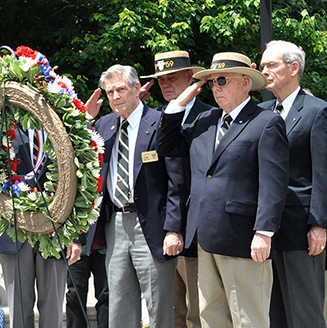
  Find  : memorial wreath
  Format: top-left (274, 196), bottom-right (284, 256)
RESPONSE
top-left (0, 45), bottom-right (104, 258)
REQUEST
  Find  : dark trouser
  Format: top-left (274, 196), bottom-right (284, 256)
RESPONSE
top-left (66, 250), bottom-right (109, 328)
top-left (270, 249), bottom-right (326, 328)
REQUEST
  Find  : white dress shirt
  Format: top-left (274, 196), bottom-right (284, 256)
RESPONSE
top-left (275, 86), bottom-right (300, 119)
top-left (107, 100), bottom-right (143, 203)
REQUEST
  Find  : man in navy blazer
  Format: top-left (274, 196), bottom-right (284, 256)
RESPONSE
top-left (86, 64), bottom-right (186, 328)
top-left (157, 52), bottom-right (289, 328)
top-left (259, 40), bottom-right (327, 328)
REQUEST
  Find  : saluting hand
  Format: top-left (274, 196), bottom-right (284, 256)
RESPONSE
top-left (85, 88), bottom-right (103, 119)
top-left (139, 79), bottom-right (155, 101)
top-left (175, 79), bottom-right (206, 107)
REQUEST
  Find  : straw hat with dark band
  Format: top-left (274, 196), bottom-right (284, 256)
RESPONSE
top-left (193, 52), bottom-right (267, 91)
top-left (141, 50), bottom-right (204, 78)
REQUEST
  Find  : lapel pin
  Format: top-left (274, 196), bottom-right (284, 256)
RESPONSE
top-left (145, 131), bottom-right (149, 134)
top-left (293, 118), bottom-right (296, 121)
top-left (239, 120), bottom-right (243, 123)
top-left (111, 125), bottom-right (115, 130)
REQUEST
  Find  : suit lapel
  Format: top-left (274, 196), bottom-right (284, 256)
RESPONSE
top-left (100, 115), bottom-right (120, 185)
top-left (210, 99), bottom-right (255, 166)
top-left (133, 106), bottom-right (157, 186)
top-left (205, 108), bottom-right (222, 165)
top-left (284, 90), bottom-right (304, 135)
top-left (184, 97), bottom-right (202, 125)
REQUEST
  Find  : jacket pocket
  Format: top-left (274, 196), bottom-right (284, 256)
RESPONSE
top-left (225, 200), bottom-right (257, 217)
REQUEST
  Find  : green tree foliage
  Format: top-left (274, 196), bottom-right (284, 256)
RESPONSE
top-left (1, 0), bottom-right (327, 109)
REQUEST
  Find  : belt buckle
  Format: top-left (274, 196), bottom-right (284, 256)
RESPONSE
top-left (122, 204), bottom-right (130, 214)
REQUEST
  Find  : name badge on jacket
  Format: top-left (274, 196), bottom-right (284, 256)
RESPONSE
top-left (141, 150), bottom-right (159, 163)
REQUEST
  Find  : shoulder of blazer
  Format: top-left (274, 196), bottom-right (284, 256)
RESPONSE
top-left (95, 111), bottom-right (119, 127)
top-left (140, 103), bottom-right (161, 127)
top-left (234, 98), bottom-right (264, 122)
top-left (194, 97), bottom-right (214, 112)
top-left (297, 88), bottom-right (327, 111)
top-left (258, 99), bottom-right (275, 111)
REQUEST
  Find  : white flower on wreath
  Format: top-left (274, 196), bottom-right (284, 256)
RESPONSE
top-left (86, 162), bottom-right (100, 178)
top-left (18, 181), bottom-right (30, 193)
top-left (0, 172), bottom-right (7, 185)
top-left (91, 131), bottom-right (105, 153)
top-left (18, 57), bottom-right (37, 72)
top-left (48, 75), bottom-right (76, 98)
top-left (92, 196), bottom-right (102, 210)
top-left (27, 190), bottom-right (38, 201)
top-left (8, 147), bottom-right (14, 160)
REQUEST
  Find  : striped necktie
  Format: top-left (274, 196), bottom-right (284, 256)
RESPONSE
top-left (276, 103), bottom-right (283, 115)
top-left (114, 119), bottom-right (130, 208)
top-left (216, 113), bottom-right (233, 147)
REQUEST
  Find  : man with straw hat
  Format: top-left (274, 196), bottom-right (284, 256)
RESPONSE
top-left (141, 50), bottom-right (212, 328)
top-left (157, 52), bottom-right (290, 328)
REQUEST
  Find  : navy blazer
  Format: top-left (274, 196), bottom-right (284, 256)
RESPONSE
top-left (158, 98), bottom-right (214, 257)
top-left (158, 98), bottom-right (289, 259)
top-left (259, 89), bottom-right (327, 250)
top-left (87, 104), bottom-right (186, 261)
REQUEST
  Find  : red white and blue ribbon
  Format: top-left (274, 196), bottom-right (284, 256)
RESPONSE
top-left (0, 45), bottom-right (16, 57)
top-left (25, 128), bottom-right (48, 181)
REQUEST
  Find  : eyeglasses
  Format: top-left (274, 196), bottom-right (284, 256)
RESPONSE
top-left (206, 76), bottom-right (238, 90)
top-left (259, 61), bottom-right (293, 72)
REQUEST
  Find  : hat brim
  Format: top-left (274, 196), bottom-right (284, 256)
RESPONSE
top-left (193, 67), bottom-right (267, 91)
top-left (140, 67), bottom-right (205, 79)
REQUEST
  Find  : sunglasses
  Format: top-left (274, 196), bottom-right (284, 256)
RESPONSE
top-left (206, 76), bottom-right (238, 89)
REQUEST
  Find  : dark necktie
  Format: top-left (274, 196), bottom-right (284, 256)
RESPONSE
top-left (114, 120), bottom-right (130, 208)
top-left (276, 103), bottom-right (283, 115)
top-left (217, 113), bottom-right (233, 146)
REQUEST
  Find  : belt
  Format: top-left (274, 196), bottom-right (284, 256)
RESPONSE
top-left (113, 203), bottom-right (136, 214)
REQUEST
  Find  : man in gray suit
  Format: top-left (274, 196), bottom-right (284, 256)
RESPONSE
top-left (259, 40), bottom-right (327, 328)
top-left (86, 64), bottom-right (186, 328)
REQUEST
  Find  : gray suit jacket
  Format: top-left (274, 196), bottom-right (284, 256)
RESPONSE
top-left (259, 88), bottom-right (327, 250)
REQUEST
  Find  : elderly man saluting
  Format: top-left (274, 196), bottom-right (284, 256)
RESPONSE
top-left (86, 64), bottom-right (186, 328)
top-left (157, 52), bottom-right (289, 328)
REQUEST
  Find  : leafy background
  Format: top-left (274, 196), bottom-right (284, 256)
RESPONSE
top-left (1, 0), bottom-right (327, 113)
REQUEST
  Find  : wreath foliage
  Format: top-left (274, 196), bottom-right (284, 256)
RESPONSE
top-left (0, 45), bottom-right (104, 258)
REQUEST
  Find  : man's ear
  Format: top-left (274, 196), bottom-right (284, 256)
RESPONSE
top-left (186, 70), bottom-right (194, 85)
top-left (290, 61), bottom-right (300, 77)
top-left (134, 81), bottom-right (142, 95)
top-left (242, 75), bottom-right (251, 89)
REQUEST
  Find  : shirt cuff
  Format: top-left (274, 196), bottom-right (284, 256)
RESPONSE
top-left (165, 99), bottom-right (186, 114)
top-left (256, 230), bottom-right (274, 237)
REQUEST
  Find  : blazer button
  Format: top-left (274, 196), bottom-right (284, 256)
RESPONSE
top-left (207, 175), bottom-right (212, 180)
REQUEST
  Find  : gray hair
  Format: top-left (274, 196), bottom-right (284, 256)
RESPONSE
top-left (266, 40), bottom-right (305, 76)
top-left (99, 64), bottom-right (140, 89)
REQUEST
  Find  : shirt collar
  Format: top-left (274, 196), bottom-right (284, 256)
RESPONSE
top-left (185, 97), bottom-right (196, 112)
top-left (122, 100), bottom-right (143, 130)
top-left (223, 96), bottom-right (251, 121)
top-left (277, 86), bottom-right (300, 112)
